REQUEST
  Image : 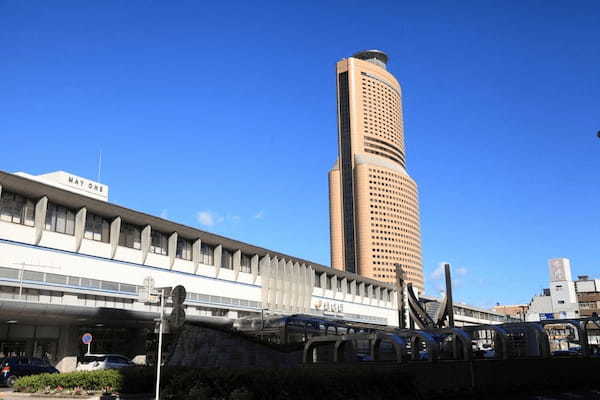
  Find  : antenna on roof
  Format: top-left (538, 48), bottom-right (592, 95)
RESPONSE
top-left (97, 149), bottom-right (102, 183)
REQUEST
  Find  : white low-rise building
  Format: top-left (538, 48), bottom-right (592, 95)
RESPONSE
top-left (0, 170), bottom-right (399, 371)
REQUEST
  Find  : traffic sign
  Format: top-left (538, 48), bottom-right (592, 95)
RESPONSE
top-left (171, 285), bottom-right (186, 304)
top-left (169, 285), bottom-right (187, 329)
top-left (81, 333), bottom-right (93, 345)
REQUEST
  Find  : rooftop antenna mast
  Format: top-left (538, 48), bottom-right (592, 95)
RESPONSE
top-left (96, 149), bottom-right (102, 183)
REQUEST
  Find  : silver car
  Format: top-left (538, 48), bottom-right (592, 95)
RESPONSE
top-left (76, 354), bottom-right (135, 371)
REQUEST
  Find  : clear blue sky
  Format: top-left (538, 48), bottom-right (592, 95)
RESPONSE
top-left (1, 1), bottom-right (599, 308)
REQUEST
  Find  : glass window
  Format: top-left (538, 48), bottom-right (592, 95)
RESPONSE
top-left (45, 203), bottom-right (75, 235)
top-left (201, 243), bottom-right (214, 266)
top-left (119, 222), bottom-right (141, 249)
top-left (176, 237), bottom-right (192, 260)
top-left (151, 230), bottom-right (168, 255)
top-left (0, 191), bottom-right (35, 226)
top-left (240, 254), bottom-right (251, 273)
top-left (221, 249), bottom-right (233, 269)
top-left (84, 213), bottom-right (110, 243)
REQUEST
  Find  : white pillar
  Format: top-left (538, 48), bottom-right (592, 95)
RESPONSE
top-left (192, 239), bottom-right (201, 274)
top-left (109, 217), bottom-right (121, 259)
top-left (34, 196), bottom-right (48, 245)
top-left (74, 207), bottom-right (87, 252)
top-left (141, 225), bottom-right (151, 264)
top-left (168, 232), bottom-right (177, 269)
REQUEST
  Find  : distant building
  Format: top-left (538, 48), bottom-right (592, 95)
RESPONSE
top-left (419, 295), bottom-right (516, 326)
top-left (575, 275), bottom-right (600, 317)
top-left (526, 258), bottom-right (581, 321)
top-left (492, 304), bottom-right (529, 320)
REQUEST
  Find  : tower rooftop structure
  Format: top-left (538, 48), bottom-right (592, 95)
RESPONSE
top-left (352, 49), bottom-right (389, 69)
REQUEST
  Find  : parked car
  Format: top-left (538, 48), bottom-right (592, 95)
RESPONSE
top-left (76, 354), bottom-right (135, 371)
top-left (0, 357), bottom-right (59, 387)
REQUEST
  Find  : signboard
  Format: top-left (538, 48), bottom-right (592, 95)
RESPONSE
top-left (314, 300), bottom-right (344, 314)
top-left (169, 285), bottom-right (187, 329)
top-left (81, 333), bottom-right (93, 345)
top-left (539, 313), bottom-right (554, 321)
top-left (548, 258), bottom-right (571, 282)
top-left (170, 285), bottom-right (187, 305)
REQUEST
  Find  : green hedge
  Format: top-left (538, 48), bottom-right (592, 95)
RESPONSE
top-left (14, 369), bottom-right (122, 393)
top-left (15, 366), bottom-right (420, 399)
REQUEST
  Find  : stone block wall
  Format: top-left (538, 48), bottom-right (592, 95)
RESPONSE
top-left (167, 324), bottom-right (302, 368)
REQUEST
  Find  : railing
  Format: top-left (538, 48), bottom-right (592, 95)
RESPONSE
top-left (301, 317), bottom-right (600, 364)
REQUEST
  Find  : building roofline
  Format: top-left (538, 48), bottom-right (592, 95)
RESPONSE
top-left (0, 169), bottom-right (396, 290)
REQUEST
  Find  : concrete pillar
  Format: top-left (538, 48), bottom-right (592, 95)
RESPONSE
top-left (341, 277), bottom-right (348, 301)
top-left (55, 325), bottom-right (79, 373)
top-left (259, 254), bottom-right (270, 308)
top-left (351, 280), bottom-right (357, 302)
top-left (233, 250), bottom-right (241, 280)
top-left (331, 275), bottom-right (338, 299)
top-left (375, 286), bottom-right (381, 306)
top-left (74, 207), bottom-right (87, 252)
top-left (292, 262), bottom-right (300, 312)
top-left (320, 273), bottom-right (327, 297)
top-left (359, 282), bottom-right (365, 300)
top-left (168, 232), bottom-right (177, 269)
top-left (0, 185), bottom-right (2, 200)
top-left (368, 285), bottom-right (374, 305)
top-left (251, 254), bottom-right (259, 284)
top-left (214, 245), bottom-right (222, 277)
top-left (192, 239), bottom-right (201, 274)
top-left (110, 217), bottom-right (121, 259)
top-left (141, 225), bottom-right (151, 264)
top-left (34, 196), bottom-right (48, 245)
top-left (306, 266), bottom-right (315, 312)
top-left (268, 257), bottom-right (278, 310)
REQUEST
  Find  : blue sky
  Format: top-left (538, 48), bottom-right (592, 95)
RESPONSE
top-left (1, 1), bottom-right (599, 308)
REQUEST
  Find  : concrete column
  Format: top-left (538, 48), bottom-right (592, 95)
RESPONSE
top-left (214, 245), bottom-right (222, 277)
top-left (292, 262), bottom-right (300, 312)
top-left (233, 250), bottom-right (241, 280)
top-left (34, 196), bottom-right (48, 245)
top-left (331, 275), bottom-right (338, 299)
top-left (359, 282), bottom-right (365, 299)
top-left (168, 232), bottom-right (177, 269)
top-left (74, 207), bottom-right (87, 252)
top-left (268, 257), bottom-right (278, 310)
top-left (55, 325), bottom-right (79, 373)
top-left (259, 254), bottom-right (270, 308)
top-left (110, 217), bottom-right (121, 259)
top-left (375, 286), bottom-right (381, 306)
top-left (320, 273), bottom-right (327, 297)
top-left (276, 259), bottom-right (285, 311)
top-left (284, 260), bottom-right (293, 311)
top-left (306, 266), bottom-right (314, 312)
top-left (192, 239), bottom-right (201, 273)
top-left (141, 225), bottom-right (151, 264)
top-left (368, 285), bottom-right (374, 304)
top-left (341, 277), bottom-right (348, 300)
top-left (251, 254), bottom-right (259, 284)
top-left (351, 280), bottom-right (357, 302)
top-left (0, 185), bottom-right (2, 199)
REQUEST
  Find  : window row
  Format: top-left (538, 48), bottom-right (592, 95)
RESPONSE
top-left (0, 191), bottom-right (251, 267)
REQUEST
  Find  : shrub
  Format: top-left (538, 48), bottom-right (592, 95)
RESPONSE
top-left (14, 369), bottom-right (123, 393)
